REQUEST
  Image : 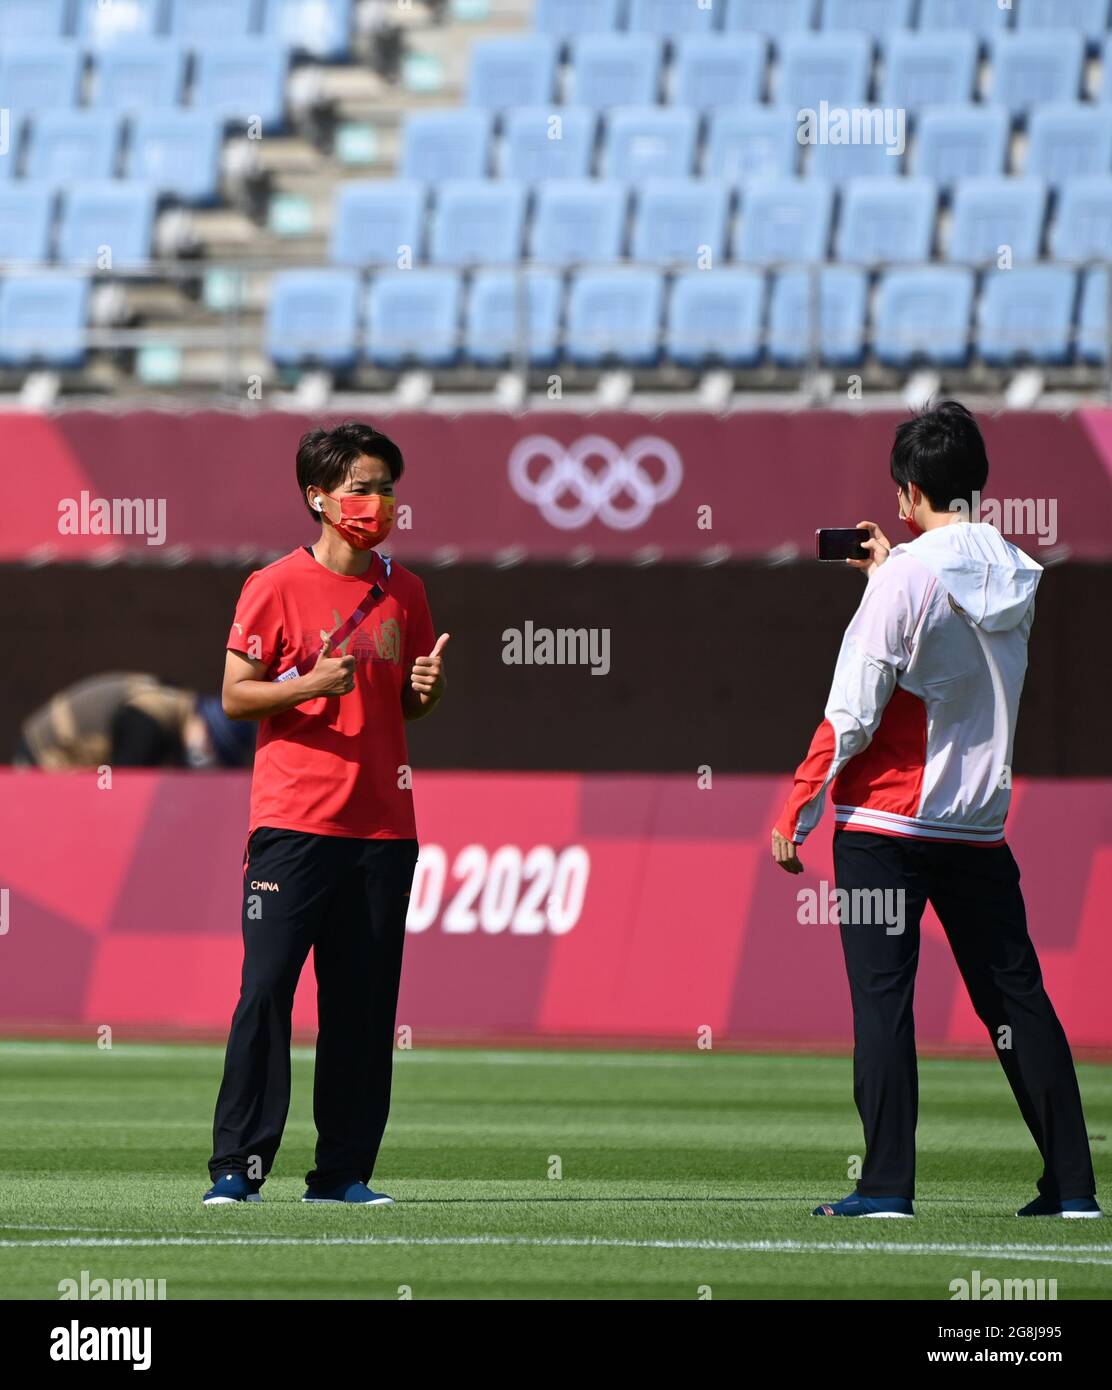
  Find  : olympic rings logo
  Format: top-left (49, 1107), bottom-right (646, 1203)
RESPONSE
top-left (507, 435), bottom-right (684, 531)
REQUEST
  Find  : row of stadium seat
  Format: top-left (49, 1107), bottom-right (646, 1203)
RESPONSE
top-left (465, 30), bottom-right (1112, 112)
top-left (0, 0), bottom-right (351, 58)
top-left (394, 105), bottom-right (1112, 186)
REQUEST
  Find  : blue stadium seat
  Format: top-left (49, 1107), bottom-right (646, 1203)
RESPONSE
top-left (263, 0), bottom-right (353, 60)
top-left (777, 33), bottom-right (871, 111)
top-left (880, 32), bottom-right (978, 110)
top-left (1018, 0), bottom-right (1110, 48)
top-left (467, 36), bottom-right (558, 109)
top-left (571, 35), bottom-right (663, 107)
top-left (0, 43), bottom-right (84, 111)
top-left (0, 274), bottom-right (90, 367)
top-left (267, 269), bottom-right (360, 369)
top-left (429, 180), bottom-right (527, 266)
top-left (1104, 37), bottom-right (1112, 101)
top-left (627, 0), bottom-right (717, 34)
top-left (821, 0), bottom-right (914, 35)
top-left (836, 178), bottom-right (936, 265)
top-left (704, 107), bottom-right (798, 179)
top-left (192, 42), bottom-right (289, 129)
top-left (603, 107), bottom-right (697, 180)
top-left (767, 265), bottom-right (867, 366)
top-left (672, 34), bottom-right (765, 107)
top-left (914, 106), bottom-right (1010, 186)
top-left (130, 111), bottom-right (224, 202)
top-left (534, 0), bottom-right (623, 34)
top-left (947, 178), bottom-right (1046, 265)
top-left (465, 269), bottom-right (563, 366)
top-left (916, 0), bottom-right (1010, 40)
top-left (631, 179), bottom-right (731, 266)
top-left (977, 267), bottom-right (1077, 364)
top-left (365, 270), bottom-right (463, 367)
top-left (0, 185), bottom-right (56, 263)
top-left (501, 106), bottom-right (596, 180)
top-left (807, 114), bottom-right (904, 179)
top-left (666, 267), bottom-right (764, 367)
top-left (58, 183), bottom-right (157, 266)
top-left (95, 41), bottom-right (187, 109)
top-left (1051, 176), bottom-right (1112, 262)
top-left (330, 180), bottom-right (427, 267)
top-left (725, 0), bottom-right (815, 36)
top-left (0, 127), bottom-right (20, 180)
top-left (734, 179), bottom-right (833, 263)
top-left (873, 267), bottom-right (974, 366)
top-left (566, 267), bottom-right (664, 365)
top-left (0, 0), bottom-right (71, 42)
top-left (1078, 267), bottom-right (1108, 362)
top-left (76, 0), bottom-right (163, 44)
top-left (989, 32), bottom-right (1084, 114)
top-left (400, 110), bottom-right (492, 182)
top-left (166, 0), bottom-right (257, 40)
top-left (1025, 105), bottom-right (1112, 185)
top-left (25, 111), bottom-right (123, 183)
top-left (530, 180), bottom-right (627, 265)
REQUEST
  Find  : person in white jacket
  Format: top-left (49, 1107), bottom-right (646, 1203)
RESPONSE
top-left (772, 401), bottom-right (1100, 1220)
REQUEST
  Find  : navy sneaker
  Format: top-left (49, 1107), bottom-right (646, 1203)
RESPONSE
top-left (812, 1192), bottom-right (914, 1217)
top-left (203, 1173), bottom-right (262, 1205)
top-left (302, 1180), bottom-right (393, 1206)
top-left (1017, 1195), bottom-right (1103, 1218)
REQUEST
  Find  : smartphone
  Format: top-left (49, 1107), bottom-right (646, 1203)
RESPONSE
top-left (815, 528), bottom-right (870, 562)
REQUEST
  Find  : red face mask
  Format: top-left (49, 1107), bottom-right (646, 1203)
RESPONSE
top-left (318, 492), bottom-right (395, 551)
top-left (898, 492), bottom-right (923, 539)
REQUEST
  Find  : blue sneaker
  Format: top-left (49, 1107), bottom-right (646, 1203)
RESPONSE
top-left (813, 1192), bottom-right (914, 1217)
top-left (1017, 1195), bottom-right (1103, 1218)
top-left (203, 1173), bottom-right (262, 1205)
top-left (302, 1181), bottom-right (393, 1206)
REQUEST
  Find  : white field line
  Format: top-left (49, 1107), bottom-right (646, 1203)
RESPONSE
top-left (0, 1042), bottom-right (714, 1066)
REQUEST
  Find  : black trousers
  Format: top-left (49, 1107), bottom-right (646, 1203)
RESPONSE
top-left (832, 829), bottom-right (1095, 1202)
top-left (209, 828), bottom-right (419, 1191)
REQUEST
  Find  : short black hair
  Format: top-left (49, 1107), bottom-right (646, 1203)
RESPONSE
top-left (295, 421), bottom-right (405, 517)
top-left (890, 400), bottom-right (989, 512)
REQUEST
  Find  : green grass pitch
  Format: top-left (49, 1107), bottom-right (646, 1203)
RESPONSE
top-left (1, 1040), bottom-right (1109, 1300)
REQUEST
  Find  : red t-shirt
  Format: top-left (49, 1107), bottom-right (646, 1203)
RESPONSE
top-left (228, 547), bottom-right (435, 840)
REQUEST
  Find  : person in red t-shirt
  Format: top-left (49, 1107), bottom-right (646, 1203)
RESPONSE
top-left (204, 422), bottom-right (447, 1207)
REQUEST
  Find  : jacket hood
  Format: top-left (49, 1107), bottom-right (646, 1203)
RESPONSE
top-left (897, 522), bottom-right (1042, 633)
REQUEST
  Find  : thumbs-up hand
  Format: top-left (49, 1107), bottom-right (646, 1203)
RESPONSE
top-left (307, 629), bottom-right (357, 698)
top-left (410, 632), bottom-right (449, 702)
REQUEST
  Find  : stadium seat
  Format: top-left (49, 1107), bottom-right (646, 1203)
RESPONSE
top-left (330, 181), bottom-right (427, 268)
top-left (704, 107), bottom-right (798, 179)
top-left (734, 179), bottom-right (833, 264)
top-left (807, 114), bottom-right (904, 179)
top-left (533, 0), bottom-right (623, 34)
top-left (1050, 176), bottom-right (1112, 262)
top-left (0, 128), bottom-right (19, 180)
top-left (873, 267), bottom-right (974, 366)
top-left (530, 180), bottom-right (627, 265)
top-left (566, 267), bottom-right (664, 365)
top-left (166, 0), bottom-right (257, 40)
top-left (880, 32), bottom-right (978, 110)
top-left (76, 0), bottom-right (163, 44)
top-left (24, 111), bottom-right (123, 183)
top-left (94, 41), bottom-right (187, 109)
top-left (914, 106), bottom-right (1010, 186)
top-left (57, 183), bottom-right (157, 267)
top-left (989, 32), bottom-right (1084, 114)
top-left (0, 43), bottom-right (84, 111)
top-left (1078, 266), bottom-right (1108, 362)
top-left (977, 267), bottom-right (1077, 364)
top-left (666, 267), bottom-right (764, 367)
top-left (820, 0), bottom-right (914, 35)
top-left (428, 180), bottom-right (527, 266)
top-left (0, 0), bottom-right (70, 42)
top-left (725, 0), bottom-right (816, 36)
top-left (129, 111), bottom-right (224, 202)
top-left (570, 35), bottom-right (663, 108)
top-left (671, 34), bottom-right (765, 108)
top-left (465, 269), bottom-right (563, 366)
top-left (627, 0), bottom-right (717, 34)
top-left (1025, 105), bottom-right (1112, 185)
top-left (467, 36), bottom-right (559, 109)
top-left (767, 265), bottom-right (867, 366)
top-left (263, 0), bottom-right (353, 61)
top-left (365, 270), bottom-right (463, 367)
top-left (192, 42), bottom-right (289, 129)
top-left (1103, 36), bottom-right (1112, 101)
top-left (0, 274), bottom-right (90, 367)
top-left (1017, 0), bottom-right (1111, 49)
top-left (946, 178), bottom-right (1046, 265)
top-left (603, 107), bottom-right (697, 180)
top-left (631, 179), bottom-right (731, 266)
top-left (267, 269), bottom-right (360, 369)
top-left (400, 110), bottom-right (492, 182)
top-left (0, 185), bottom-right (56, 264)
top-left (776, 33), bottom-right (872, 112)
top-left (916, 0), bottom-right (1010, 41)
top-left (500, 106), bottom-right (596, 181)
top-left (836, 178), bottom-right (937, 265)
